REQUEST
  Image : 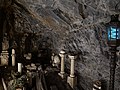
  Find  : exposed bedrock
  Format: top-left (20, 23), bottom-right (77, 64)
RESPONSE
top-left (0, 0), bottom-right (120, 90)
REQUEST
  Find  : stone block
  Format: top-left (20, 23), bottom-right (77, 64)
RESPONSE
top-left (1, 51), bottom-right (9, 65)
top-left (67, 76), bottom-right (77, 89)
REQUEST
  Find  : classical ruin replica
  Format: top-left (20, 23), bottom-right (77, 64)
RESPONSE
top-left (1, 0), bottom-right (119, 89)
top-left (58, 50), bottom-right (66, 79)
top-left (67, 54), bottom-right (77, 89)
top-left (11, 49), bottom-right (16, 66)
top-left (0, 34), bottom-right (16, 66)
top-left (0, 34), bottom-right (9, 65)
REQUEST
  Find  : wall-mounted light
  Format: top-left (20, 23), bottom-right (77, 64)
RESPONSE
top-left (107, 14), bottom-right (120, 46)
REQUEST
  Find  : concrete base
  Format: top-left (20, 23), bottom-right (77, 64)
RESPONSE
top-left (67, 76), bottom-right (77, 89)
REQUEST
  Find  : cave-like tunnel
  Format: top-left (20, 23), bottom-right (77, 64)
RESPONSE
top-left (0, 0), bottom-right (120, 90)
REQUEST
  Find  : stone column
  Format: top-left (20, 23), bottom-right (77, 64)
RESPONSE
top-left (18, 63), bottom-right (22, 73)
top-left (67, 55), bottom-right (77, 89)
top-left (16, 87), bottom-right (24, 90)
top-left (93, 80), bottom-right (101, 90)
top-left (58, 50), bottom-right (66, 79)
top-left (51, 53), bottom-right (55, 66)
top-left (51, 53), bottom-right (54, 61)
top-left (11, 49), bottom-right (15, 66)
top-left (69, 55), bottom-right (76, 77)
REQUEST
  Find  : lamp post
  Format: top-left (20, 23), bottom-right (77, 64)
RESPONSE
top-left (107, 14), bottom-right (120, 90)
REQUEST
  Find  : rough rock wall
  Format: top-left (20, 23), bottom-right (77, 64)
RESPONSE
top-left (1, 0), bottom-right (120, 90)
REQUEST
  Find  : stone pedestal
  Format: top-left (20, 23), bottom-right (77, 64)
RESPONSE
top-left (67, 76), bottom-right (77, 89)
top-left (58, 50), bottom-right (66, 79)
top-left (11, 49), bottom-right (15, 66)
top-left (1, 51), bottom-right (9, 65)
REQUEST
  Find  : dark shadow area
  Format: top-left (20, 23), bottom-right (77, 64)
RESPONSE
top-left (0, 8), bottom-right (5, 53)
top-left (101, 79), bottom-right (108, 90)
top-left (45, 71), bottom-right (72, 90)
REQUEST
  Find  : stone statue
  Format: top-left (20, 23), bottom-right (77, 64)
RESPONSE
top-left (2, 33), bottom-right (9, 51)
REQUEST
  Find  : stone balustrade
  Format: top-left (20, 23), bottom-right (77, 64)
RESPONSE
top-left (52, 50), bottom-right (78, 89)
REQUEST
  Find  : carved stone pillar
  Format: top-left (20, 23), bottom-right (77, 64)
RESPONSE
top-left (67, 55), bottom-right (77, 89)
top-left (51, 53), bottom-right (55, 66)
top-left (11, 49), bottom-right (15, 66)
top-left (58, 50), bottom-right (66, 79)
top-left (1, 51), bottom-right (9, 65)
top-left (1, 34), bottom-right (9, 66)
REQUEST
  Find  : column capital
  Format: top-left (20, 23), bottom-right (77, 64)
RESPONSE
top-left (68, 55), bottom-right (77, 60)
top-left (59, 50), bottom-right (65, 57)
top-left (60, 50), bottom-right (65, 54)
top-left (12, 49), bottom-right (15, 54)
